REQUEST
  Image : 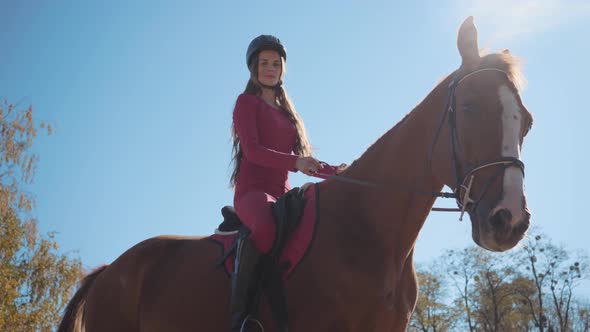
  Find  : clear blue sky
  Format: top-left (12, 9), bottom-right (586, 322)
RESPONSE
top-left (1, 1), bottom-right (589, 297)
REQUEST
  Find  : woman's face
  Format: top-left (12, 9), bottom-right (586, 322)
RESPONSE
top-left (257, 50), bottom-right (282, 87)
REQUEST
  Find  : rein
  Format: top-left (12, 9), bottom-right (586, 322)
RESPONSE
top-left (319, 68), bottom-right (525, 221)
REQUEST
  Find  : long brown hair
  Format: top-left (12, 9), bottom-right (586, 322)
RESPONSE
top-left (230, 57), bottom-right (312, 188)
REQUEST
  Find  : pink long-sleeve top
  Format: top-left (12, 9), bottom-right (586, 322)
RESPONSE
top-left (233, 93), bottom-right (299, 199)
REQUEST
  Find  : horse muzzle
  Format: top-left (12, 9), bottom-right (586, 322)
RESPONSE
top-left (471, 196), bottom-right (531, 252)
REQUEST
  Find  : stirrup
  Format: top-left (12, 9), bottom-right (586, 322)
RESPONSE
top-left (239, 314), bottom-right (265, 332)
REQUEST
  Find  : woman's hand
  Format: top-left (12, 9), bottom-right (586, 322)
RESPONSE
top-left (295, 156), bottom-right (322, 176)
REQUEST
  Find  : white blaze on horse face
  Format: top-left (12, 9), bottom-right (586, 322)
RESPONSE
top-left (497, 85), bottom-right (525, 224)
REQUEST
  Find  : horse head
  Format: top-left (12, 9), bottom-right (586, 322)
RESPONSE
top-left (433, 17), bottom-right (534, 252)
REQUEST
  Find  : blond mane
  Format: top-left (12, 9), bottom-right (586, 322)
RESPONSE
top-left (478, 51), bottom-right (527, 92)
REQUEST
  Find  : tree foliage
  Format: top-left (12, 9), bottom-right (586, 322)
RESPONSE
top-left (411, 230), bottom-right (590, 332)
top-left (410, 269), bottom-right (459, 331)
top-left (0, 101), bottom-right (82, 331)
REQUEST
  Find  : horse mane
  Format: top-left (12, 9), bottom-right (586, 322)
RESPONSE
top-left (342, 51), bottom-right (527, 174)
top-left (341, 112), bottom-right (411, 173)
top-left (474, 51), bottom-right (527, 92)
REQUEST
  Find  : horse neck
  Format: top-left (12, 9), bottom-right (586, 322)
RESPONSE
top-left (331, 79), bottom-right (450, 263)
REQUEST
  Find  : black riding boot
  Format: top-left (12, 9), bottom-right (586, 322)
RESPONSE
top-left (230, 235), bottom-right (261, 332)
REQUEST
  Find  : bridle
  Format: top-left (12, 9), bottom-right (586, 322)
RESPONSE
top-left (320, 68), bottom-right (525, 221)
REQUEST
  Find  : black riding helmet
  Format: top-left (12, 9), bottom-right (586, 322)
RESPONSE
top-left (246, 35), bottom-right (287, 69)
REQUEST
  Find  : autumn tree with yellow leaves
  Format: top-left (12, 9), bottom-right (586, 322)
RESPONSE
top-left (0, 101), bottom-right (82, 331)
top-left (410, 230), bottom-right (590, 332)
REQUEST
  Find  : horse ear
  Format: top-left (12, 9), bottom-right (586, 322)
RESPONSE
top-left (457, 16), bottom-right (480, 66)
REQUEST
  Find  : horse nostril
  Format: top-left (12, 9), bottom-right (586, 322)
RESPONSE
top-left (490, 208), bottom-right (512, 230)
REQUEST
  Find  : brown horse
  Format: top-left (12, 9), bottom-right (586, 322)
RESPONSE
top-left (58, 17), bottom-right (533, 332)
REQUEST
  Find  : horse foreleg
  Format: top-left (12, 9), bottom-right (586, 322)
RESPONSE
top-left (389, 249), bottom-right (418, 331)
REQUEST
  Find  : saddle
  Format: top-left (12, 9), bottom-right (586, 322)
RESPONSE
top-left (218, 187), bottom-right (306, 256)
top-left (216, 187), bottom-right (308, 331)
top-left (218, 206), bottom-right (242, 232)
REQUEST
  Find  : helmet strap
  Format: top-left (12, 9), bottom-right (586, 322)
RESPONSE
top-left (258, 81), bottom-right (277, 90)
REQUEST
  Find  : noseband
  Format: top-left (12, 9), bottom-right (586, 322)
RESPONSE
top-left (321, 68), bottom-right (525, 221)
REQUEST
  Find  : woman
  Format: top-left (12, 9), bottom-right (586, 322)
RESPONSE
top-left (228, 34), bottom-right (345, 331)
